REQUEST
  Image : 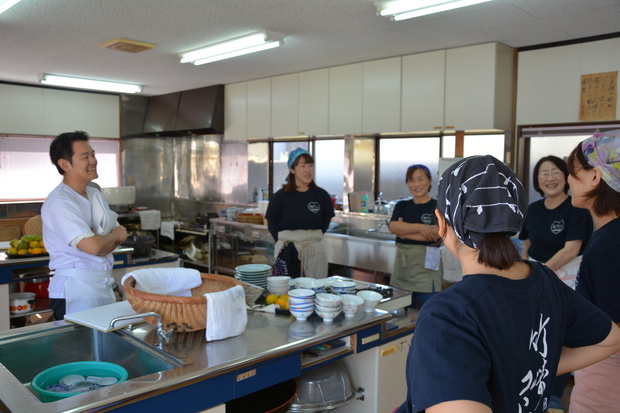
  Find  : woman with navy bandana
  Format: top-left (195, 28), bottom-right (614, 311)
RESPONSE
top-left (389, 164), bottom-right (441, 309)
top-left (566, 131), bottom-right (620, 412)
top-left (394, 155), bottom-right (620, 413)
top-left (265, 148), bottom-right (334, 278)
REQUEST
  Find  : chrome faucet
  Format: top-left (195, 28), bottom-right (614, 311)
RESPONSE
top-left (109, 312), bottom-right (173, 349)
top-left (367, 218), bottom-right (390, 233)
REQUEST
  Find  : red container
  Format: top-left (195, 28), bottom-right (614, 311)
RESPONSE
top-left (23, 277), bottom-right (50, 298)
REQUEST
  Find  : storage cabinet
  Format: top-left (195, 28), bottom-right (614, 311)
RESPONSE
top-left (299, 68), bottom-right (329, 136)
top-left (247, 78), bottom-right (272, 139)
top-left (329, 63), bottom-right (363, 135)
top-left (362, 57), bottom-right (401, 134)
top-left (445, 42), bottom-right (514, 131)
top-left (401, 50), bottom-right (446, 132)
top-left (224, 82), bottom-right (247, 141)
top-left (271, 73), bottom-right (299, 137)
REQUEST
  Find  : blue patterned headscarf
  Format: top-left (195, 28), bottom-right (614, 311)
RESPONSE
top-left (288, 148), bottom-right (311, 168)
top-left (581, 130), bottom-right (620, 193)
top-left (437, 155), bottom-right (527, 249)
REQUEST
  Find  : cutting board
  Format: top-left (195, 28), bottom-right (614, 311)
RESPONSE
top-left (65, 301), bottom-right (145, 332)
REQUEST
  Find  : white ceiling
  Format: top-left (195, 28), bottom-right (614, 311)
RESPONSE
top-left (1, 0), bottom-right (619, 96)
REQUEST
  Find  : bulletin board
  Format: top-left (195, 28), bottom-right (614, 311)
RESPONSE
top-left (579, 71), bottom-right (617, 121)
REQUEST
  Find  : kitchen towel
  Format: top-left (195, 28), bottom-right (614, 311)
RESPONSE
top-left (139, 210), bottom-right (161, 230)
top-left (205, 285), bottom-right (247, 341)
top-left (161, 221), bottom-right (181, 240)
top-left (121, 268), bottom-right (202, 297)
top-left (92, 191), bottom-right (117, 236)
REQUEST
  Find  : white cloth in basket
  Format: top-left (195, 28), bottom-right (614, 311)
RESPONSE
top-left (121, 268), bottom-right (202, 297)
top-left (205, 285), bottom-right (247, 341)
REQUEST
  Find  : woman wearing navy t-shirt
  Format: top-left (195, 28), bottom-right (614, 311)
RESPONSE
top-left (265, 148), bottom-right (334, 278)
top-left (395, 155), bottom-right (620, 413)
top-left (567, 131), bottom-right (620, 412)
top-left (389, 164), bottom-right (441, 309)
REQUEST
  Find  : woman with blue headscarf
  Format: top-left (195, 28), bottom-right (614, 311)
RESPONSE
top-left (395, 155), bottom-right (620, 413)
top-left (265, 148), bottom-right (334, 278)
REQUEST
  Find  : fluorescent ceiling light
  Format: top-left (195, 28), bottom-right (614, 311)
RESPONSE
top-left (180, 32), bottom-right (283, 66)
top-left (379, 0), bottom-right (493, 21)
top-left (41, 74), bottom-right (142, 94)
top-left (0, 0), bottom-right (22, 15)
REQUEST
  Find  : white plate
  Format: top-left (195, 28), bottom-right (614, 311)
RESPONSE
top-left (235, 264), bottom-right (272, 273)
top-left (0, 241), bottom-right (11, 251)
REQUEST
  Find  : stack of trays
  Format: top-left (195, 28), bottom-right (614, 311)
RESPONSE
top-left (234, 264), bottom-right (272, 289)
top-left (237, 213), bottom-right (264, 224)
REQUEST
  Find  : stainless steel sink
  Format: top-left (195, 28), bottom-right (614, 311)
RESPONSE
top-left (0, 323), bottom-right (181, 387)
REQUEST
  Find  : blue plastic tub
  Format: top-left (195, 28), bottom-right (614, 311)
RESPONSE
top-left (31, 361), bottom-right (128, 403)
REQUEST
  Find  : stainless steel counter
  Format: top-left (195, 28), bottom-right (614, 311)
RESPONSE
top-left (0, 303), bottom-right (405, 412)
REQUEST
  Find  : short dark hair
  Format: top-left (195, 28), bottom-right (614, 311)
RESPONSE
top-left (567, 142), bottom-right (620, 218)
top-left (532, 155), bottom-right (569, 197)
top-left (406, 164), bottom-right (432, 191)
top-left (283, 152), bottom-right (316, 192)
top-left (49, 131), bottom-right (90, 175)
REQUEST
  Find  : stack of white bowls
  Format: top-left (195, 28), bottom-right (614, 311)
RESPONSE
top-left (341, 294), bottom-right (364, 318)
top-left (288, 289), bottom-right (316, 321)
top-left (314, 293), bottom-right (343, 323)
top-left (294, 277), bottom-right (327, 294)
top-left (267, 276), bottom-right (291, 297)
top-left (356, 290), bottom-right (383, 313)
top-left (329, 280), bottom-right (356, 295)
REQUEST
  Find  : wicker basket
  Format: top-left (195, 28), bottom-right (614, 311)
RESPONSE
top-left (123, 273), bottom-right (244, 333)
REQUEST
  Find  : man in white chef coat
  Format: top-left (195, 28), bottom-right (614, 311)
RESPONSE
top-left (42, 131), bottom-right (127, 319)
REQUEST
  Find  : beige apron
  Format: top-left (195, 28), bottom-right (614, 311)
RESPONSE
top-left (391, 244), bottom-right (442, 292)
top-left (58, 268), bottom-right (116, 314)
top-left (275, 229), bottom-right (328, 279)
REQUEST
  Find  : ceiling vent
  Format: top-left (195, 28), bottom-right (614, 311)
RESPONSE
top-left (100, 38), bottom-right (155, 53)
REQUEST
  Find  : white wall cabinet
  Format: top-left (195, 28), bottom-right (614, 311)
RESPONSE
top-left (224, 82), bottom-right (247, 141)
top-left (271, 73), bottom-right (299, 137)
top-left (0, 83), bottom-right (120, 138)
top-left (517, 37), bottom-right (620, 125)
top-left (362, 57), bottom-right (401, 133)
top-left (401, 50), bottom-right (446, 132)
top-left (329, 63), bottom-right (363, 135)
top-left (246, 78), bottom-right (271, 139)
top-left (299, 68), bottom-right (329, 136)
top-left (445, 42), bottom-right (514, 131)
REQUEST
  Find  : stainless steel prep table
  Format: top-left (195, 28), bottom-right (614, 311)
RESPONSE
top-left (0, 301), bottom-right (414, 412)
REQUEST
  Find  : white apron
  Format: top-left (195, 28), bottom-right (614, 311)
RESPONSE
top-left (57, 268), bottom-right (116, 314)
top-left (275, 229), bottom-right (328, 279)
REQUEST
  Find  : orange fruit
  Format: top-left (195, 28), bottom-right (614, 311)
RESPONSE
top-left (29, 241), bottom-right (40, 248)
top-left (17, 249), bottom-right (28, 255)
top-left (31, 247), bottom-right (43, 255)
top-left (274, 298), bottom-right (289, 310)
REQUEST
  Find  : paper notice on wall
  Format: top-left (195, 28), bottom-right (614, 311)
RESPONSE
top-left (579, 71), bottom-right (617, 121)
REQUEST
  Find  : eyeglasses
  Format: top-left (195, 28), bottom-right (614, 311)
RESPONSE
top-left (538, 170), bottom-right (564, 180)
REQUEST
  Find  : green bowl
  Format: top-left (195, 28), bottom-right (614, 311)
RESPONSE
top-left (31, 361), bottom-right (128, 403)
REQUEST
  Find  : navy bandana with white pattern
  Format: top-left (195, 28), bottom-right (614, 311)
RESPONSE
top-left (437, 155), bottom-right (527, 249)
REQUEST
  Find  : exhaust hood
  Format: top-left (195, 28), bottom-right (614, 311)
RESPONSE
top-left (135, 84), bottom-right (224, 136)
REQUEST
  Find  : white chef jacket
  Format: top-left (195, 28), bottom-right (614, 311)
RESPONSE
top-left (42, 183), bottom-right (118, 312)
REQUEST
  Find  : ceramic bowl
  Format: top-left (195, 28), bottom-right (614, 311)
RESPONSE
top-left (341, 294), bottom-right (364, 317)
top-left (267, 276), bottom-right (291, 286)
top-left (294, 277), bottom-right (318, 289)
top-left (314, 293), bottom-right (342, 308)
top-left (356, 290), bottom-right (382, 312)
top-left (290, 308), bottom-right (314, 321)
top-left (315, 308), bottom-right (341, 323)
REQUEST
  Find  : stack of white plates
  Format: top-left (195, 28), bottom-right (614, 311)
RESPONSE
top-left (267, 276), bottom-right (291, 296)
top-left (234, 264), bottom-right (272, 289)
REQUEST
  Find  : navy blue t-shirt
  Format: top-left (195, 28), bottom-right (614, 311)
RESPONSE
top-left (519, 197), bottom-right (592, 262)
top-left (396, 262), bottom-right (612, 413)
top-left (265, 186), bottom-right (335, 242)
top-left (577, 216), bottom-right (620, 323)
top-left (390, 198), bottom-right (437, 245)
